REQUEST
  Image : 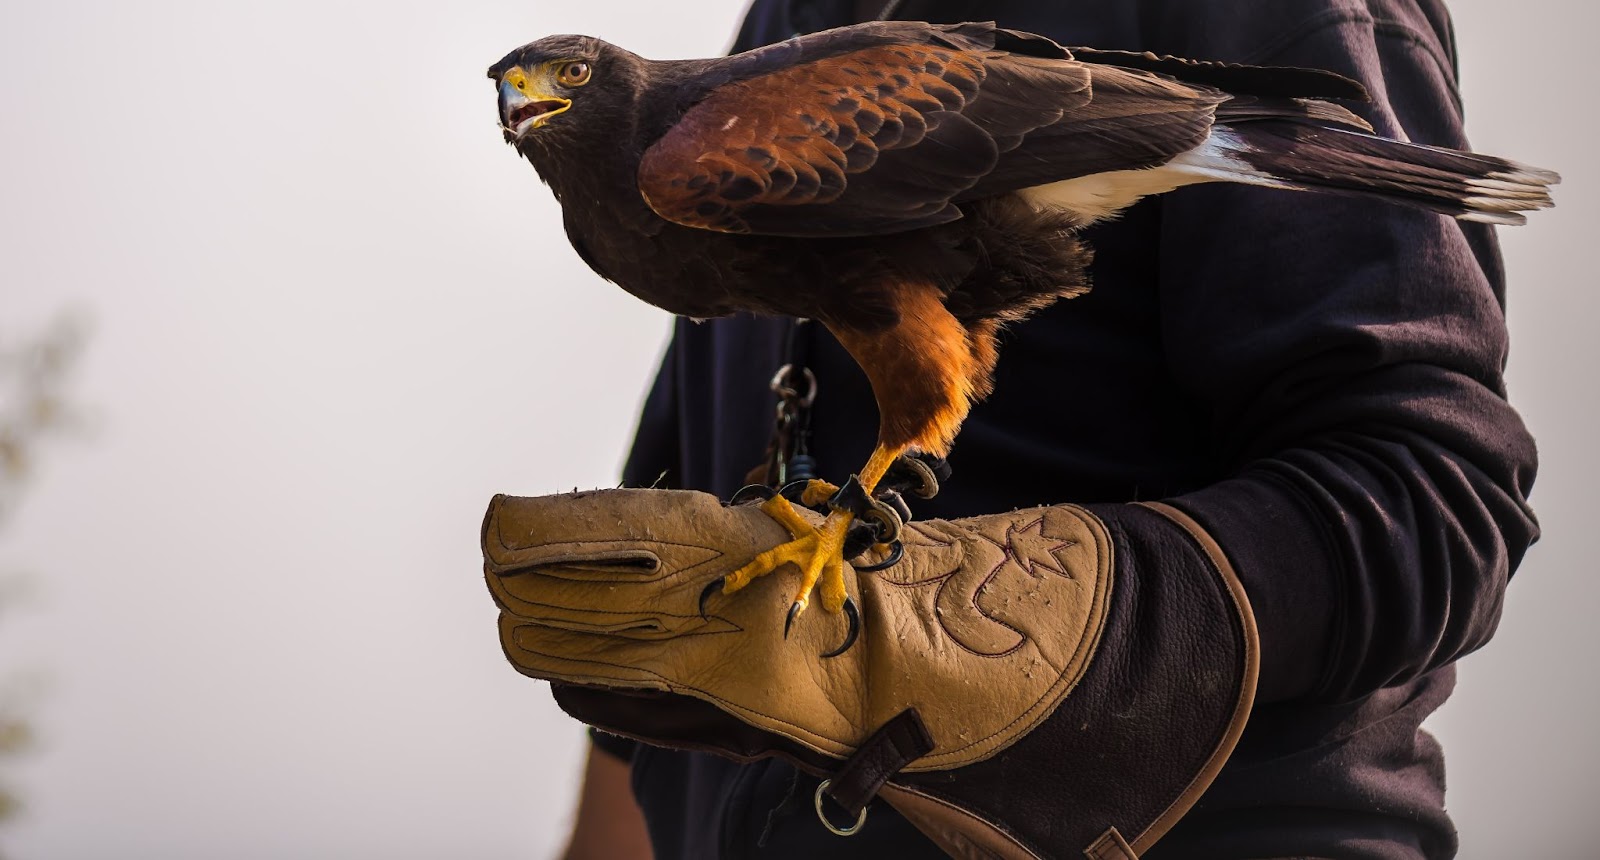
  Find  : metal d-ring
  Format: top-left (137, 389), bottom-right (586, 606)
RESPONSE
top-left (814, 779), bottom-right (868, 836)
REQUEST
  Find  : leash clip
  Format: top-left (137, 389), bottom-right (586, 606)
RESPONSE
top-left (769, 363), bottom-right (817, 408)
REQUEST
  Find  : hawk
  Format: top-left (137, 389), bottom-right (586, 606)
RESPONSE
top-left (487, 20), bottom-right (1556, 637)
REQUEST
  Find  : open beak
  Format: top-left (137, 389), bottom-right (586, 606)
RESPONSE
top-left (498, 68), bottom-right (571, 137)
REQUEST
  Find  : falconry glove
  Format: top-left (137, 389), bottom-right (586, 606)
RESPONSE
top-left (483, 489), bottom-right (1257, 859)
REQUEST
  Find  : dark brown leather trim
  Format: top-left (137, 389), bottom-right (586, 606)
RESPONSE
top-left (825, 708), bottom-right (936, 816)
top-left (1085, 827), bottom-right (1137, 860)
top-left (877, 783), bottom-right (1039, 860)
top-left (1132, 502), bottom-right (1261, 854)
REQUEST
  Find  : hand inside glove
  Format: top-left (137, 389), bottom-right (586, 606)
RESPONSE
top-left (483, 488), bottom-right (1257, 860)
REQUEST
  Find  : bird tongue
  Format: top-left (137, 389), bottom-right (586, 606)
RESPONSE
top-left (509, 100), bottom-right (567, 127)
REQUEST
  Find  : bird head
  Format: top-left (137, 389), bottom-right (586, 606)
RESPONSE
top-left (488, 35), bottom-right (641, 149)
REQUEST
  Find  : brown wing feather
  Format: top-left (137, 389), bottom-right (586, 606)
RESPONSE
top-left (637, 23), bottom-right (1240, 239)
top-left (958, 62), bottom-right (1227, 199)
top-left (1068, 47), bottom-right (1370, 102)
top-left (639, 44), bottom-right (990, 236)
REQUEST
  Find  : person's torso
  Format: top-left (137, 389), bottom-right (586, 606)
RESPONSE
top-left (622, 2), bottom-right (1461, 858)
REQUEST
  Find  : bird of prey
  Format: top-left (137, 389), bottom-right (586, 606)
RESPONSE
top-left (487, 20), bottom-right (1556, 636)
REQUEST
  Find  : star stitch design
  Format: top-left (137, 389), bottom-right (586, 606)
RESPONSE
top-left (984, 517), bottom-right (1076, 579)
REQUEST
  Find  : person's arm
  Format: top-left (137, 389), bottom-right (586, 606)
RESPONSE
top-left (560, 742), bottom-right (652, 860)
top-left (1151, 4), bottom-right (1538, 703)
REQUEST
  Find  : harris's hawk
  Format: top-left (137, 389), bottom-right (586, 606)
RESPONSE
top-left (487, 21), bottom-right (1556, 638)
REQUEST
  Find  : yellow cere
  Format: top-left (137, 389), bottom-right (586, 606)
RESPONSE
top-left (502, 66), bottom-right (530, 93)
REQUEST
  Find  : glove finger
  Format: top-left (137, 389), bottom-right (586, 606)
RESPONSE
top-left (487, 568), bottom-right (742, 640)
top-left (482, 488), bottom-right (789, 622)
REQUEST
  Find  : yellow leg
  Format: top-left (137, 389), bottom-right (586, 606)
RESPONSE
top-left (723, 445), bottom-right (904, 617)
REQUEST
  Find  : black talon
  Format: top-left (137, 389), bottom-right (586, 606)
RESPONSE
top-left (779, 480), bottom-right (811, 504)
top-left (784, 601), bottom-right (803, 639)
top-left (820, 597), bottom-right (861, 659)
top-left (729, 484), bottom-right (777, 506)
top-left (698, 578), bottom-right (724, 618)
top-left (852, 539), bottom-right (904, 572)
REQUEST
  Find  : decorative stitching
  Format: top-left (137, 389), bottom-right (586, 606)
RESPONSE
top-left (935, 531), bottom-right (1028, 659)
top-left (909, 506), bottom-right (1114, 769)
top-left (497, 502), bottom-right (1114, 769)
top-left (489, 511), bottom-right (729, 584)
top-left (492, 595), bottom-right (746, 641)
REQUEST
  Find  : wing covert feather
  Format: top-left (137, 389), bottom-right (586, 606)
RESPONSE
top-left (638, 23), bottom-right (1231, 238)
top-left (639, 44), bottom-right (994, 236)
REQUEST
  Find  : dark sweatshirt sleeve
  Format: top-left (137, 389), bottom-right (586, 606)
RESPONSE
top-left (1153, 6), bottom-right (1539, 703)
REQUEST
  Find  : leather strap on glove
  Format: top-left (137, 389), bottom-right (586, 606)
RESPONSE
top-left (482, 489), bottom-right (1257, 859)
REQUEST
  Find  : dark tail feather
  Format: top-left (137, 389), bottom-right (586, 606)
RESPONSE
top-left (1215, 94), bottom-right (1375, 133)
top-left (1215, 121), bottom-right (1558, 225)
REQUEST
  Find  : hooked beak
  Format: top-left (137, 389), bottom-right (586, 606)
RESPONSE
top-left (498, 67), bottom-right (571, 137)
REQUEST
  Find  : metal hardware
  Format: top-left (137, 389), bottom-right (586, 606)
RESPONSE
top-left (814, 779), bottom-right (869, 836)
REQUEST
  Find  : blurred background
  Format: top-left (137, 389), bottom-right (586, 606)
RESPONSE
top-left (0, 1), bottom-right (1592, 857)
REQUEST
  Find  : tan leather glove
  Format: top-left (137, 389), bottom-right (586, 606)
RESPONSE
top-left (483, 488), bottom-right (1258, 860)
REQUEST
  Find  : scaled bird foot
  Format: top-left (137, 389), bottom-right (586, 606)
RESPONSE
top-left (726, 494), bottom-right (853, 615)
top-left (786, 478), bottom-right (841, 509)
top-left (709, 494), bottom-right (860, 657)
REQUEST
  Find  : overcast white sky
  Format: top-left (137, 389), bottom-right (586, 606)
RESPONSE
top-left (0, 1), bottom-right (1594, 858)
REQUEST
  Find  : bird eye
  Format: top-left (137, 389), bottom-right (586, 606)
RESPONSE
top-left (556, 61), bottom-right (591, 87)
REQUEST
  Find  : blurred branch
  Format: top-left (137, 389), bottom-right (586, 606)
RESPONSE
top-left (0, 313), bottom-right (89, 842)
top-left (0, 315), bottom-right (90, 525)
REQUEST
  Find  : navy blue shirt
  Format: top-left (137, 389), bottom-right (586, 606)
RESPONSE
top-left (602, 2), bottom-right (1539, 857)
